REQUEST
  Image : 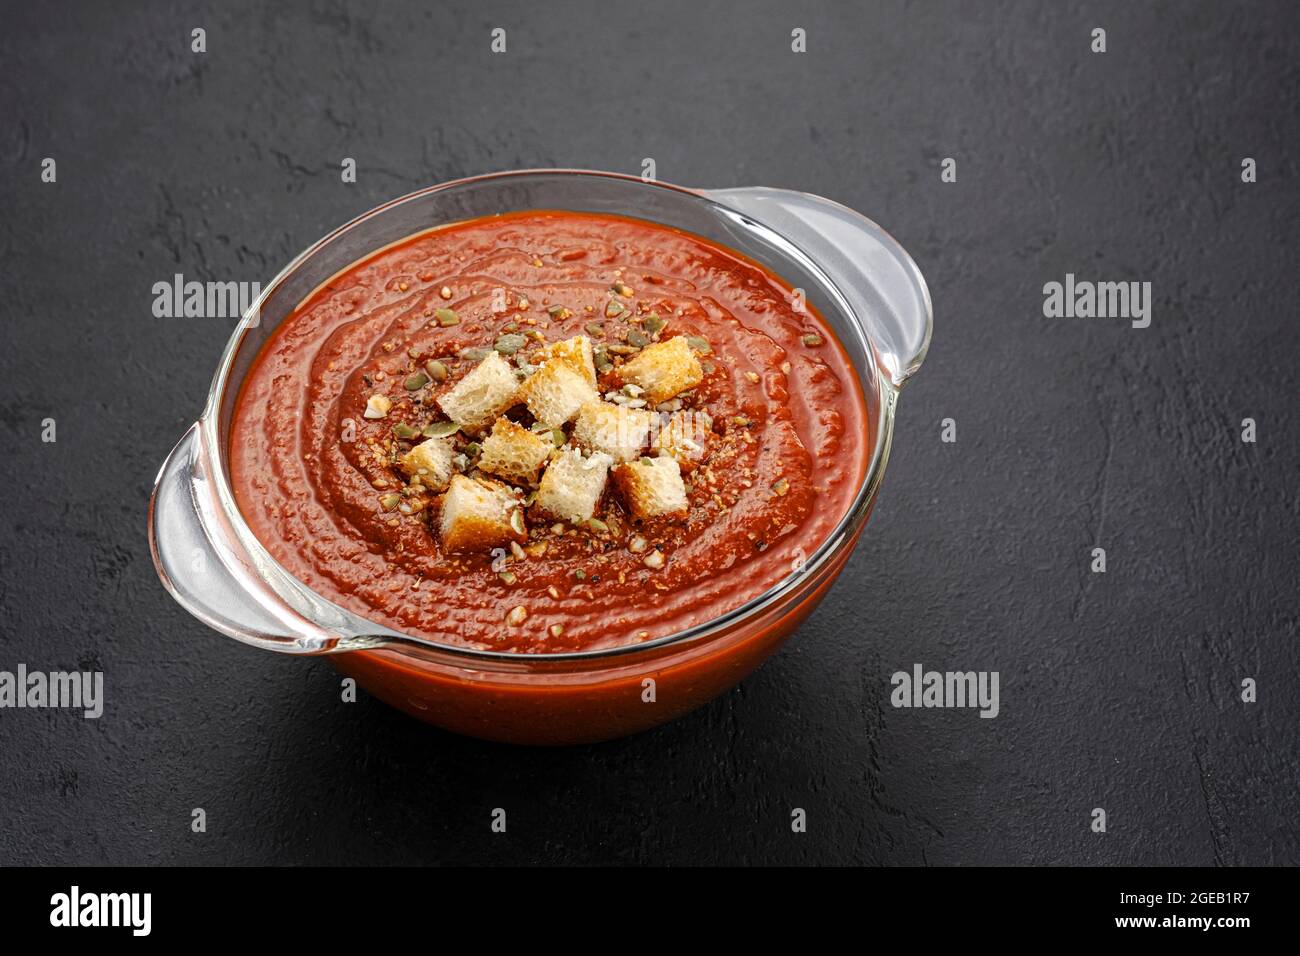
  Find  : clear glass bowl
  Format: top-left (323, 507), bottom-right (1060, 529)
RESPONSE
top-left (148, 170), bottom-right (932, 744)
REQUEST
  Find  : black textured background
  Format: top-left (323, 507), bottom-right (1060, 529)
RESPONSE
top-left (1, 1), bottom-right (1297, 866)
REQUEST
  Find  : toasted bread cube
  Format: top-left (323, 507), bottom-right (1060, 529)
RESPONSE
top-left (537, 335), bottom-right (596, 386)
top-left (521, 357), bottom-right (598, 427)
top-left (652, 410), bottom-right (711, 471)
top-left (398, 437), bottom-right (456, 492)
top-left (613, 456), bottom-right (689, 520)
top-left (477, 417), bottom-right (553, 486)
top-left (615, 336), bottom-right (703, 405)
top-left (438, 474), bottom-right (526, 553)
top-left (572, 401), bottom-right (655, 463)
top-left (534, 447), bottom-right (613, 523)
top-left (437, 351), bottom-right (519, 433)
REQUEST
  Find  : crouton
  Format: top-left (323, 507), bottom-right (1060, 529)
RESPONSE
top-left (438, 474), bottom-right (527, 553)
top-left (533, 447), bottom-right (614, 523)
top-left (614, 335), bottom-right (703, 405)
top-left (437, 351), bottom-right (519, 433)
top-left (398, 437), bottom-right (456, 492)
top-left (612, 456), bottom-right (689, 520)
top-left (571, 401), bottom-right (655, 463)
top-left (477, 417), bottom-right (553, 486)
top-left (521, 357), bottom-right (598, 427)
top-left (652, 410), bottom-right (712, 471)
top-left (537, 335), bottom-right (596, 386)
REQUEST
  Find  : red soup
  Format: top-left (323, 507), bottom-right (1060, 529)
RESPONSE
top-left (230, 212), bottom-right (869, 718)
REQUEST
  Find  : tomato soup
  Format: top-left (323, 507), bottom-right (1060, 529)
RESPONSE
top-left (230, 211), bottom-right (869, 653)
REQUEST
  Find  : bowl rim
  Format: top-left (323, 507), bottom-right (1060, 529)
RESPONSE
top-left (193, 168), bottom-right (898, 665)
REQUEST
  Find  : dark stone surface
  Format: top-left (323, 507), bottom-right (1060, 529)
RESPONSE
top-left (1, 1), bottom-right (1296, 865)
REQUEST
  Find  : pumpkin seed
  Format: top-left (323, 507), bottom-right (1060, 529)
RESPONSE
top-left (685, 336), bottom-right (711, 353)
top-left (627, 329), bottom-right (650, 348)
top-left (378, 493), bottom-right (401, 511)
top-left (404, 372), bottom-right (430, 390)
top-left (392, 423), bottom-right (420, 439)
top-left (434, 308), bottom-right (459, 326)
top-left (801, 333), bottom-right (823, 347)
top-left (643, 312), bottom-right (665, 334)
top-left (425, 359), bottom-right (449, 382)
top-left (604, 299), bottom-right (625, 318)
top-left (495, 333), bottom-right (527, 355)
top-left (423, 421), bottom-right (459, 439)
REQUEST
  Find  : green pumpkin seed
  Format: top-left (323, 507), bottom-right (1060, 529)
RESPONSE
top-left (404, 372), bottom-right (430, 390)
top-left (379, 493), bottom-right (402, 511)
top-left (425, 359), bottom-right (449, 382)
top-left (627, 329), bottom-right (650, 348)
top-left (685, 336), bottom-right (711, 353)
top-left (422, 421), bottom-right (459, 439)
top-left (801, 333), bottom-right (823, 347)
top-left (435, 308), bottom-right (459, 326)
top-left (604, 299), bottom-right (625, 318)
top-left (494, 333), bottom-right (527, 355)
top-left (392, 423), bottom-right (420, 439)
top-left (585, 322), bottom-right (605, 337)
top-left (643, 312), bottom-right (665, 334)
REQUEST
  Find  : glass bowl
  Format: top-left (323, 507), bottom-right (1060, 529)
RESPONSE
top-left (148, 169), bottom-right (932, 745)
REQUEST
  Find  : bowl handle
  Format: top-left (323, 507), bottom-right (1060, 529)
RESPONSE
top-left (148, 422), bottom-right (360, 655)
top-left (703, 187), bottom-right (932, 388)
